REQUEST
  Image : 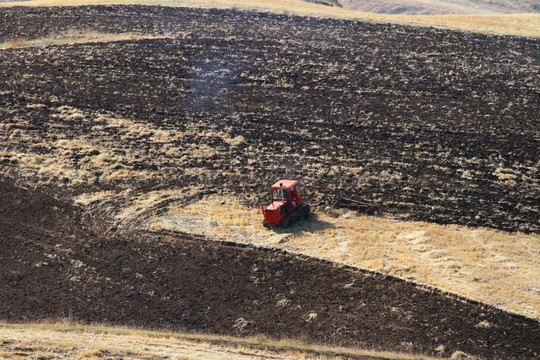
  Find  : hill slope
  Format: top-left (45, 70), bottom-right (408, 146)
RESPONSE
top-left (339, 0), bottom-right (540, 15)
top-left (0, 5), bottom-right (539, 359)
top-left (1, 0), bottom-right (540, 38)
top-left (1, 176), bottom-right (539, 359)
top-left (1, 5), bottom-right (538, 233)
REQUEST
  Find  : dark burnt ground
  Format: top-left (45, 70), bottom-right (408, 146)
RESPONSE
top-left (0, 178), bottom-right (539, 359)
top-left (0, 6), bottom-right (539, 233)
top-left (0, 6), bottom-right (539, 358)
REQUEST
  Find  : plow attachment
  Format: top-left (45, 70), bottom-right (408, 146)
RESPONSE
top-left (332, 196), bottom-right (378, 214)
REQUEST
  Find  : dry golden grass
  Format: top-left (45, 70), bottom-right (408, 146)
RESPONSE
top-left (392, 13), bottom-right (540, 38)
top-left (0, 0), bottom-right (539, 38)
top-left (0, 32), bottom-right (162, 49)
top-left (151, 195), bottom-right (540, 320)
top-left (0, 322), bottom-right (442, 360)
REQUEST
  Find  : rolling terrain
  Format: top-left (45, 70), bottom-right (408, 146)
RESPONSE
top-left (1, 6), bottom-right (538, 233)
top-left (338, 0), bottom-right (540, 15)
top-left (2, 0), bottom-right (540, 38)
top-left (0, 4), bottom-right (539, 360)
top-left (1, 176), bottom-right (539, 359)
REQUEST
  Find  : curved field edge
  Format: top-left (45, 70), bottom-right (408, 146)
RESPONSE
top-left (0, 4), bottom-right (538, 319)
top-left (0, 0), bottom-right (539, 38)
top-left (0, 322), bottom-right (442, 360)
top-left (1, 176), bottom-right (539, 359)
top-left (134, 194), bottom-right (540, 320)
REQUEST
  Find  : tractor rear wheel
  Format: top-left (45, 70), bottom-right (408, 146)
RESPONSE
top-left (302, 204), bottom-right (310, 219)
top-left (281, 217), bottom-right (291, 228)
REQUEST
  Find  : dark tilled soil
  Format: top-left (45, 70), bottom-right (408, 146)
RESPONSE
top-left (1, 6), bottom-right (539, 359)
top-left (0, 6), bottom-right (539, 233)
top-left (1, 177), bottom-right (539, 359)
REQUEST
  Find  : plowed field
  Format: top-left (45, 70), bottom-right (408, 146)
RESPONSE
top-left (1, 177), bottom-right (539, 359)
top-left (0, 5), bottom-right (539, 359)
top-left (1, 6), bottom-right (539, 233)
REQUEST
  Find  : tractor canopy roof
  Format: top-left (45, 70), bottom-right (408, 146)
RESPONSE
top-left (271, 179), bottom-right (298, 190)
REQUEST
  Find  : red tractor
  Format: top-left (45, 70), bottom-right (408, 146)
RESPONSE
top-left (261, 179), bottom-right (310, 228)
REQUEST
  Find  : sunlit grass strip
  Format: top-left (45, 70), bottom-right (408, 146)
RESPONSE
top-left (1, 0), bottom-right (539, 38)
top-left (0, 32), bottom-right (164, 49)
top-left (0, 322), bottom-right (442, 360)
top-left (391, 13), bottom-right (540, 38)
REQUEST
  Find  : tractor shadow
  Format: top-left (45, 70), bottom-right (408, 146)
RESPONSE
top-left (267, 211), bottom-right (335, 237)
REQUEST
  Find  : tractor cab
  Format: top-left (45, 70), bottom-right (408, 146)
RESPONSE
top-left (262, 180), bottom-right (309, 228)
